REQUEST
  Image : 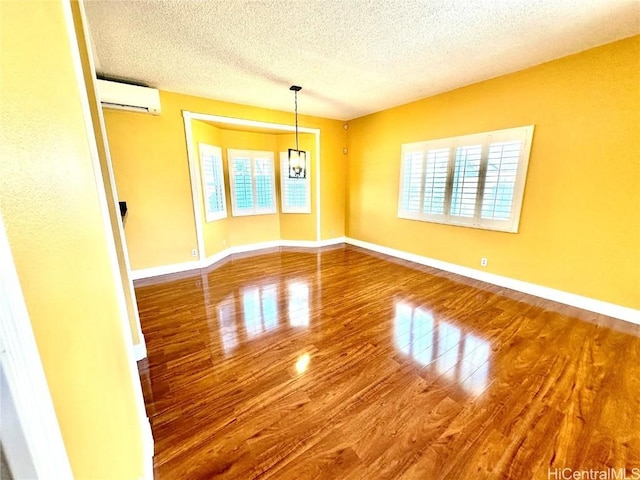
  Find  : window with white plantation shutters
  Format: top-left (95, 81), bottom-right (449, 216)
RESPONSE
top-left (398, 125), bottom-right (534, 233)
top-left (228, 149), bottom-right (276, 216)
top-left (280, 152), bottom-right (311, 213)
top-left (199, 144), bottom-right (227, 222)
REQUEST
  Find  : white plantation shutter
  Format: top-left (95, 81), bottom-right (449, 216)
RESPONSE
top-left (398, 126), bottom-right (534, 233)
top-left (254, 157), bottom-right (274, 212)
top-left (228, 149), bottom-right (276, 216)
top-left (199, 144), bottom-right (227, 222)
top-left (280, 152), bottom-right (311, 213)
top-left (423, 148), bottom-right (449, 216)
top-left (481, 140), bottom-right (522, 220)
top-left (231, 156), bottom-right (253, 213)
top-left (398, 149), bottom-right (424, 219)
top-left (450, 144), bottom-right (482, 221)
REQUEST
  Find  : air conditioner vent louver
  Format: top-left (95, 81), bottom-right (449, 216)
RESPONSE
top-left (97, 79), bottom-right (161, 115)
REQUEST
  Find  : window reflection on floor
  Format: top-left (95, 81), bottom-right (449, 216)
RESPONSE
top-left (242, 284), bottom-right (279, 338)
top-left (215, 280), bottom-right (312, 352)
top-left (288, 281), bottom-right (309, 327)
top-left (437, 321), bottom-right (461, 379)
top-left (461, 335), bottom-right (491, 395)
top-left (261, 284), bottom-right (278, 331)
top-left (394, 300), bottom-right (491, 395)
top-left (394, 303), bottom-right (434, 364)
top-left (217, 295), bottom-right (237, 353)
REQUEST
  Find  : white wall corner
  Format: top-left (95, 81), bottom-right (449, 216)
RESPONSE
top-left (133, 341), bottom-right (147, 362)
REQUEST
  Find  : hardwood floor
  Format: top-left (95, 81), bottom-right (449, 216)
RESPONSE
top-left (135, 245), bottom-right (640, 480)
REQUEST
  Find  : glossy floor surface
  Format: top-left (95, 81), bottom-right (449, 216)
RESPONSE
top-left (135, 246), bottom-right (640, 480)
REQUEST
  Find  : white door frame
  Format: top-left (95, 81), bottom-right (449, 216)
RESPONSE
top-left (0, 213), bottom-right (73, 479)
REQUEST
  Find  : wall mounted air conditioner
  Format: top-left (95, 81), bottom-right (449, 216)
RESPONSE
top-left (97, 79), bottom-right (161, 115)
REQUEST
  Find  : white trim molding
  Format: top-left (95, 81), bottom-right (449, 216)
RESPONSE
top-left (317, 236), bottom-right (346, 247)
top-left (0, 213), bottom-right (73, 479)
top-left (182, 112), bottom-right (206, 263)
top-left (345, 237), bottom-right (640, 325)
top-left (315, 132), bottom-right (321, 243)
top-left (133, 342), bottom-right (148, 362)
top-left (131, 259), bottom-right (203, 280)
top-left (131, 237), bottom-right (347, 280)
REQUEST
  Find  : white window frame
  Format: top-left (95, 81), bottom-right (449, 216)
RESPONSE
top-left (199, 143), bottom-right (227, 222)
top-left (228, 149), bottom-right (276, 217)
top-left (279, 151), bottom-right (311, 214)
top-left (398, 125), bottom-right (534, 233)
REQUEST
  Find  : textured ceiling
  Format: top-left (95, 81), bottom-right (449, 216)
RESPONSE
top-left (84, 0), bottom-right (640, 121)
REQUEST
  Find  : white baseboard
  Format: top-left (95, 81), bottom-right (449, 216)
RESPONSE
top-left (228, 240), bottom-right (283, 254)
top-left (132, 237), bottom-right (347, 280)
top-left (201, 248), bottom-right (232, 269)
top-left (345, 237), bottom-right (640, 325)
top-left (318, 236), bottom-right (346, 247)
top-left (128, 236), bottom-right (638, 324)
top-left (199, 240), bottom-right (282, 269)
top-left (130, 260), bottom-right (201, 280)
top-left (279, 240), bottom-right (322, 248)
top-left (133, 341), bottom-right (147, 361)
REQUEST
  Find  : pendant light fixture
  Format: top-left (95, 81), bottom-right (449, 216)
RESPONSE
top-left (288, 85), bottom-right (306, 179)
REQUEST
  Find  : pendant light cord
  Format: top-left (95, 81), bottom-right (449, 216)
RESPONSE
top-left (295, 90), bottom-right (299, 151)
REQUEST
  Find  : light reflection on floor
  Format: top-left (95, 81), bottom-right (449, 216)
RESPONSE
top-left (215, 279), bottom-right (311, 354)
top-left (213, 280), bottom-right (490, 396)
top-left (287, 281), bottom-right (310, 327)
top-left (241, 284), bottom-right (279, 338)
top-left (394, 301), bottom-right (491, 395)
top-left (217, 295), bottom-right (237, 353)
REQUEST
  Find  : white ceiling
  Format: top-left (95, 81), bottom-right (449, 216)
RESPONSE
top-left (84, 0), bottom-right (640, 121)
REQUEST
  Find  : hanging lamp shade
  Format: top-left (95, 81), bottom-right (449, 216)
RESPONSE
top-left (288, 148), bottom-right (306, 178)
top-left (289, 85), bottom-right (306, 179)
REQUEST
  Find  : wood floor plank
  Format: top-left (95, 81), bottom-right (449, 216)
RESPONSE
top-left (134, 245), bottom-right (640, 479)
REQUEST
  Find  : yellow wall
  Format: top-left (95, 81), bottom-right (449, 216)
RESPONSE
top-left (104, 99), bottom-right (195, 271)
top-left (191, 120), bottom-right (229, 257)
top-left (0, 0), bottom-right (144, 478)
top-left (321, 121), bottom-right (348, 239)
top-left (105, 91), bottom-right (346, 270)
top-left (347, 35), bottom-right (640, 309)
top-left (70, 0), bottom-right (142, 347)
